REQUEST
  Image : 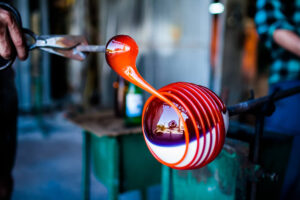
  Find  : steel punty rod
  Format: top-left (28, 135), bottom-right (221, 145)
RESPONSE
top-left (76, 45), bottom-right (106, 53)
top-left (228, 86), bottom-right (300, 116)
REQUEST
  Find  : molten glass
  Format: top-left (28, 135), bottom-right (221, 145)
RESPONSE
top-left (143, 82), bottom-right (229, 169)
top-left (105, 35), bottom-right (229, 170)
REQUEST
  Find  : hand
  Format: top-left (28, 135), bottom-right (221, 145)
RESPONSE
top-left (0, 7), bottom-right (27, 60)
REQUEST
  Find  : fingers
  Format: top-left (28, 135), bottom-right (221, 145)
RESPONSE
top-left (7, 17), bottom-right (27, 60)
top-left (0, 8), bottom-right (27, 60)
top-left (0, 21), bottom-right (13, 60)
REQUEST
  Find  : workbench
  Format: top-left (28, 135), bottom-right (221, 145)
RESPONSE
top-left (68, 110), bottom-right (293, 200)
top-left (68, 110), bottom-right (161, 200)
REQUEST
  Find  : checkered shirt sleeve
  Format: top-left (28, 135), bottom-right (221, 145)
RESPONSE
top-left (255, 0), bottom-right (296, 49)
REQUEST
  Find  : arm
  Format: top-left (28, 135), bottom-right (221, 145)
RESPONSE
top-left (273, 30), bottom-right (300, 57)
top-left (0, 6), bottom-right (27, 60)
top-left (255, 0), bottom-right (300, 55)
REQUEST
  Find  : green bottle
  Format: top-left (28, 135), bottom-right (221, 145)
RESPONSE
top-left (125, 82), bottom-right (143, 126)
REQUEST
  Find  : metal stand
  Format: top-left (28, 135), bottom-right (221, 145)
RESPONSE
top-left (249, 97), bottom-right (275, 200)
top-left (227, 87), bottom-right (298, 200)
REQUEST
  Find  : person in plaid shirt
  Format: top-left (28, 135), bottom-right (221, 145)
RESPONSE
top-left (255, 0), bottom-right (300, 199)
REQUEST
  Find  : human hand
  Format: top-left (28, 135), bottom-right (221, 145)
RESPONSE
top-left (0, 7), bottom-right (27, 61)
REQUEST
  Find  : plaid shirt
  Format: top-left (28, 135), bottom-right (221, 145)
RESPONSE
top-left (255, 0), bottom-right (300, 84)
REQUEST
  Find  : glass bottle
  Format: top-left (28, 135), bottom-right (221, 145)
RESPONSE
top-left (125, 82), bottom-right (143, 126)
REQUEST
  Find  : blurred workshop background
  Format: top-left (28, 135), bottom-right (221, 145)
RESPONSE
top-left (6, 0), bottom-right (295, 199)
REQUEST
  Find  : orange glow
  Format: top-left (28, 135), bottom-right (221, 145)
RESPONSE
top-left (242, 19), bottom-right (258, 82)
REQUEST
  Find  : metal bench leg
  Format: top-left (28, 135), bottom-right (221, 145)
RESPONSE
top-left (82, 131), bottom-right (91, 200)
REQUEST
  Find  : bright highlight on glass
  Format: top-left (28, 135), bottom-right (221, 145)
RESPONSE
top-left (209, 2), bottom-right (224, 14)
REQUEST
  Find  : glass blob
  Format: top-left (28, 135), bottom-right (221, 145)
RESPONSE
top-left (142, 83), bottom-right (229, 168)
top-left (143, 97), bottom-right (197, 147)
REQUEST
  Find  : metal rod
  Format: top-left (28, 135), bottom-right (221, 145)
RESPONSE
top-left (250, 113), bottom-right (265, 200)
top-left (228, 86), bottom-right (300, 116)
top-left (76, 45), bottom-right (106, 53)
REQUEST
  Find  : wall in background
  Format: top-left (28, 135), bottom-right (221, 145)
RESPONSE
top-left (98, 0), bottom-right (213, 107)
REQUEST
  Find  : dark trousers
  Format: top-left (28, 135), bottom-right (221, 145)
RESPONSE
top-left (0, 68), bottom-right (17, 200)
top-left (265, 80), bottom-right (300, 200)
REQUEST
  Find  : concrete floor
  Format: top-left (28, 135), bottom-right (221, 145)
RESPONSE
top-left (11, 112), bottom-right (161, 200)
top-left (12, 112), bottom-right (108, 200)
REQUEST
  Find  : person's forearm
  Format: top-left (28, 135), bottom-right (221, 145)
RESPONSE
top-left (273, 29), bottom-right (300, 57)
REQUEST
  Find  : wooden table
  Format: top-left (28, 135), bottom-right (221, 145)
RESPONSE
top-left (68, 110), bottom-right (161, 200)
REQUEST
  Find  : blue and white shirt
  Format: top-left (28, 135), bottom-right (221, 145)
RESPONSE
top-left (255, 0), bottom-right (300, 84)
